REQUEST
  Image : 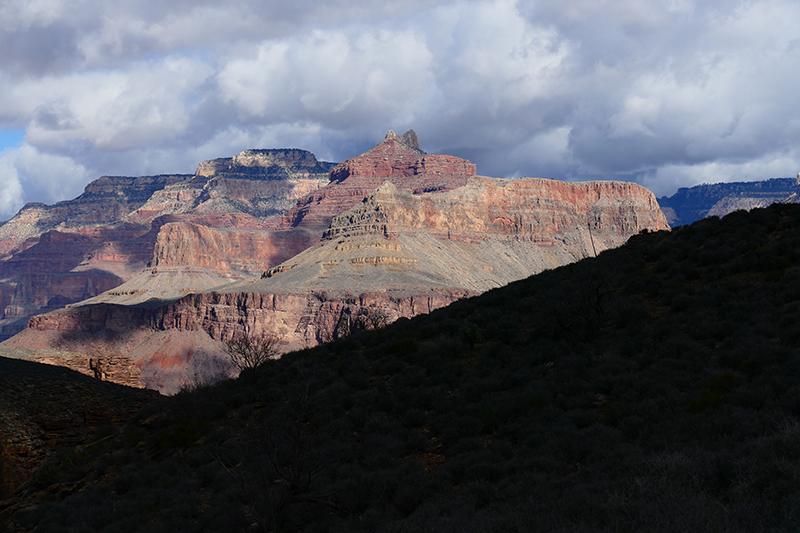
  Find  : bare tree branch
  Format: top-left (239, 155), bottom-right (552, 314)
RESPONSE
top-left (224, 331), bottom-right (281, 382)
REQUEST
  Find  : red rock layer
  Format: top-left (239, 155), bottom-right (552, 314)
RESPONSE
top-left (272, 131), bottom-right (477, 237)
top-left (324, 177), bottom-right (669, 243)
top-left (150, 214), bottom-right (315, 271)
top-left (12, 175), bottom-right (670, 393)
top-left (4, 132), bottom-right (670, 393)
top-left (0, 149), bottom-right (336, 329)
top-left (14, 288), bottom-right (472, 393)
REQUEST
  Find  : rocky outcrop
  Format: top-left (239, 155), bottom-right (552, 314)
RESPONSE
top-left (243, 176), bottom-right (668, 343)
top-left (0, 346), bottom-right (143, 388)
top-left (657, 176), bottom-right (800, 226)
top-left (0, 174), bottom-right (192, 255)
top-left (150, 214), bottom-right (286, 270)
top-left (196, 148), bottom-right (336, 180)
top-left (61, 132), bottom-right (478, 310)
top-left (323, 177), bottom-right (666, 246)
top-left (15, 289), bottom-right (472, 394)
top-left (146, 148), bottom-right (335, 220)
top-left (274, 130), bottom-right (477, 238)
top-left (77, 213), bottom-right (317, 306)
top-left (0, 224), bottom-right (160, 339)
top-left (9, 170), bottom-right (669, 393)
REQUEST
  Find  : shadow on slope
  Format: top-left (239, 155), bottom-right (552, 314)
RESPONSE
top-left (0, 355), bottom-right (158, 505)
top-left (7, 203), bottom-right (800, 531)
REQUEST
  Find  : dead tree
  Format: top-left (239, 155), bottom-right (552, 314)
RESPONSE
top-left (224, 332), bottom-right (281, 382)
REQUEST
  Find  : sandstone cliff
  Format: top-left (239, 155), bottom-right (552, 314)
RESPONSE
top-left (272, 130), bottom-right (477, 238)
top-left (131, 148), bottom-right (336, 220)
top-left (265, 177), bottom-right (668, 296)
top-left (0, 174), bottom-right (192, 255)
top-left (74, 131), bottom-right (479, 308)
top-left (8, 170), bottom-right (669, 393)
top-left (0, 149), bottom-right (336, 338)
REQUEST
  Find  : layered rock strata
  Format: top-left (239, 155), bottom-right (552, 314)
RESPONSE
top-left (658, 176), bottom-right (800, 226)
top-left (74, 131), bottom-right (478, 307)
top-left (0, 150), bottom-right (335, 337)
top-left (9, 174), bottom-right (669, 393)
top-left (272, 130), bottom-right (477, 238)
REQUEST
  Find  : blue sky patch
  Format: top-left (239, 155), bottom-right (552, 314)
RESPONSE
top-left (0, 130), bottom-right (25, 153)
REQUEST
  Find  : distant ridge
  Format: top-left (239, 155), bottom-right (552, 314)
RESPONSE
top-left (658, 176), bottom-right (800, 226)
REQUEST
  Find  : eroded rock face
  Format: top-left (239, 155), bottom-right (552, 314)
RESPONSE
top-left (15, 289), bottom-right (473, 393)
top-left (196, 148), bottom-right (336, 180)
top-left (0, 174), bottom-right (192, 256)
top-left (274, 129), bottom-right (477, 238)
top-left (10, 170), bottom-right (669, 393)
top-left (149, 213), bottom-right (312, 271)
top-left (0, 150), bottom-right (336, 337)
top-left (324, 177), bottom-right (666, 245)
top-left (66, 132), bottom-right (478, 308)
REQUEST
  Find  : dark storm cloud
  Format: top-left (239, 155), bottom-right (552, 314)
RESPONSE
top-left (1, 0), bottom-right (800, 218)
top-left (0, 24), bottom-right (85, 77)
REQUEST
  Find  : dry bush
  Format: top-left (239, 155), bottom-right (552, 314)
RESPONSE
top-left (224, 332), bottom-right (280, 380)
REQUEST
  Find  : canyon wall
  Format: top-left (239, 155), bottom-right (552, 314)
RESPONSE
top-left (10, 171), bottom-right (669, 393)
top-left (0, 149), bottom-right (336, 338)
top-left (70, 131), bottom-right (479, 308)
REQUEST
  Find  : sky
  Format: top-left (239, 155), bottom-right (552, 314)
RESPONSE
top-left (1, 0), bottom-right (800, 220)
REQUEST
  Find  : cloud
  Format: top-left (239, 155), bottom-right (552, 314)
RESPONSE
top-left (1, 0), bottom-right (800, 212)
top-left (0, 142), bottom-right (91, 218)
top-left (641, 151), bottom-right (800, 198)
top-left (0, 154), bottom-right (24, 218)
top-left (217, 28), bottom-right (436, 128)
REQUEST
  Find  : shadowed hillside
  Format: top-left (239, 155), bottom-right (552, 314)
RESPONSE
top-left (0, 354), bottom-right (158, 504)
top-left (5, 203), bottom-right (800, 531)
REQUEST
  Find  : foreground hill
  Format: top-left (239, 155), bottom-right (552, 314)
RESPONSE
top-left (4, 203), bottom-right (800, 531)
top-left (0, 353), bottom-right (158, 502)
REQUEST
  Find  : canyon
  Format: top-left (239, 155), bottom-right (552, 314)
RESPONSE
top-left (3, 131), bottom-right (669, 393)
top-left (0, 149), bottom-right (336, 340)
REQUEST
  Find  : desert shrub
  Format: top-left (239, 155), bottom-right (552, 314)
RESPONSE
top-left (224, 331), bottom-right (280, 382)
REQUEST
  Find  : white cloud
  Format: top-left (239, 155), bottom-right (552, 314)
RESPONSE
top-left (1, 0), bottom-right (800, 210)
top-left (0, 0), bottom-right (75, 31)
top-left (11, 144), bottom-right (89, 204)
top-left (218, 27), bottom-right (435, 128)
top-left (0, 153), bottom-right (24, 218)
top-left (12, 56), bottom-right (213, 152)
top-left (641, 152), bottom-right (800, 197)
top-left (0, 143), bottom-right (91, 218)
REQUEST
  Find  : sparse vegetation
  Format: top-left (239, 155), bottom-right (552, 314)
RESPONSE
top-left (224, 331), bottom-right (280, 382)
top-left (7, 203), bottom-right (800, 531)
